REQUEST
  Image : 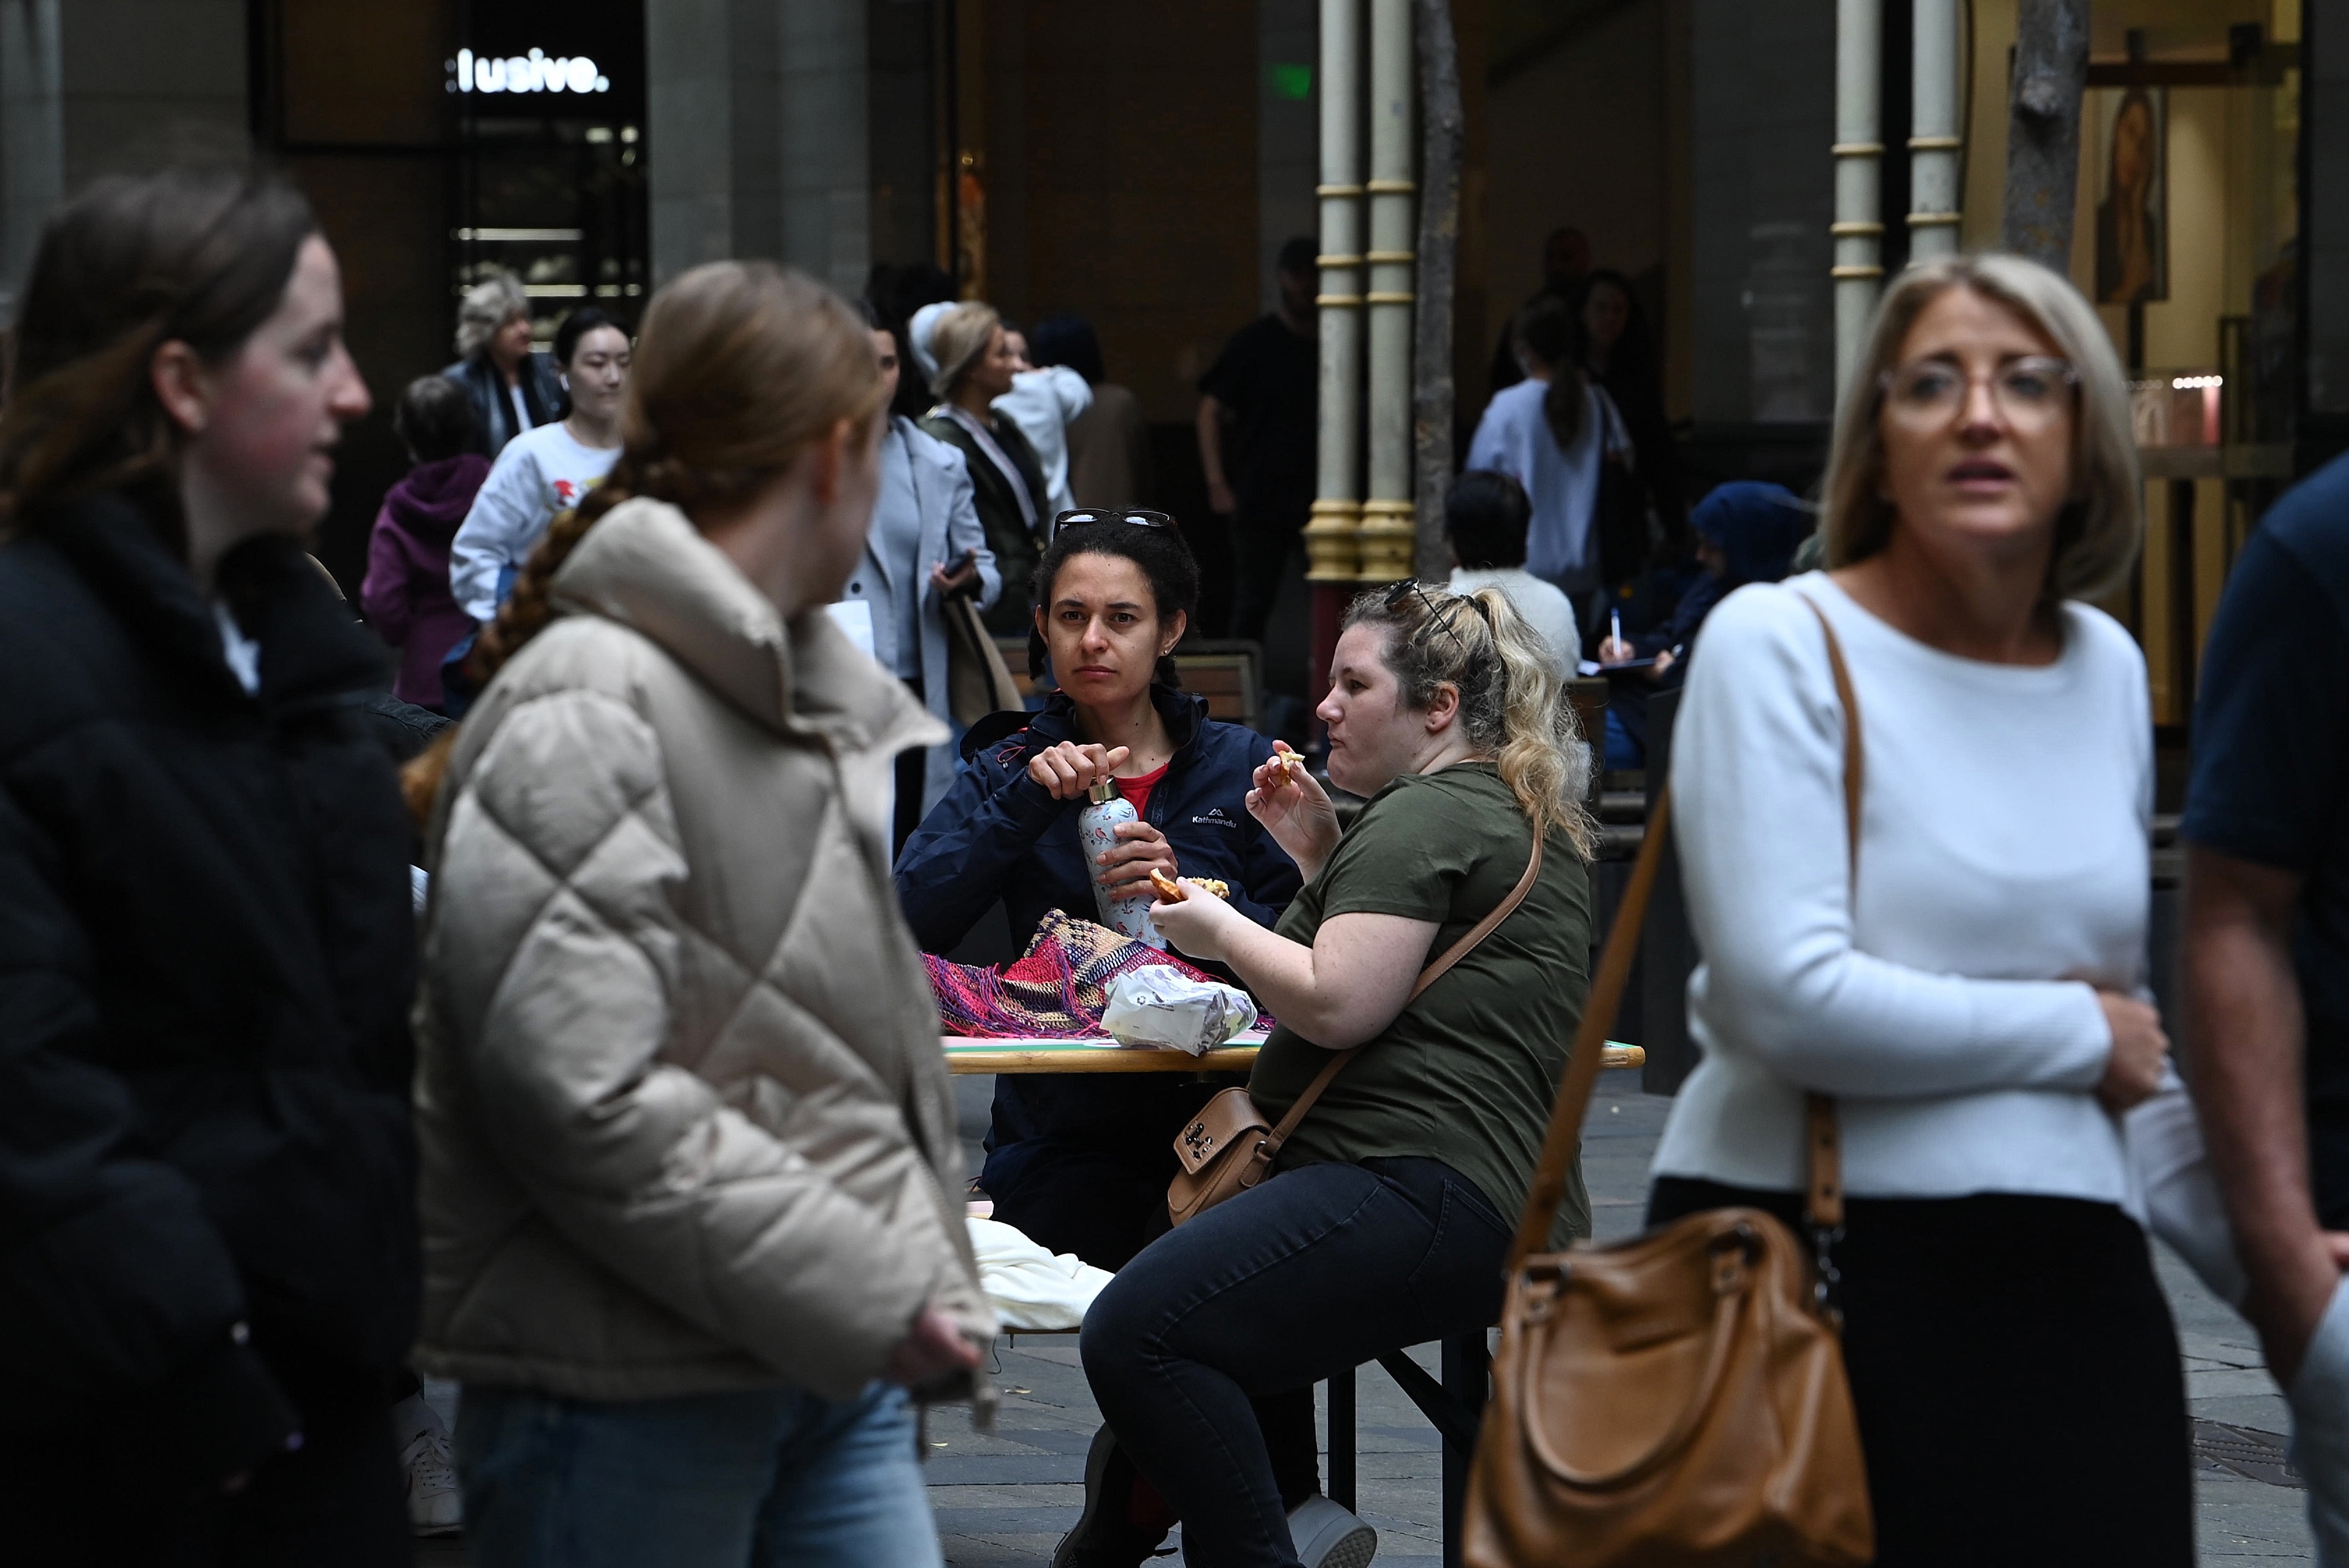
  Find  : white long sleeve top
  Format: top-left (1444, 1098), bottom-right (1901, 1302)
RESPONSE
top-left (994, 364), bottom-right (1093, 519)
top-left (448, 422), bottom-right (621, 625)
top-left (1464, 378), bottom-right (1628, 595)
top-left (1650, 574), bottom-right (2152, 1205)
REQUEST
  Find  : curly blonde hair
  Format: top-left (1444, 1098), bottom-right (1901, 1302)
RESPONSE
top-left (1343, 584), bottom-right (1595, 858)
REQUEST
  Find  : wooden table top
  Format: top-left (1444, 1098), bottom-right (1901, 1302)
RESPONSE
top-left (942, 1035), bottom-right (1646, 1075)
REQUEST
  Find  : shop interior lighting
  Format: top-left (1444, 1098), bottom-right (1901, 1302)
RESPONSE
top-left (453, 228), bottom-right (584, 242)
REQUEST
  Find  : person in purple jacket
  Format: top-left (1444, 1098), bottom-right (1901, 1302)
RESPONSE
top-left (362, 377), bottom-right (488, 710)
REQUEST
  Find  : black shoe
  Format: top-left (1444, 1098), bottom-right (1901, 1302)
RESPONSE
top-left (1051, 1425), bottom-right (1173, 1568)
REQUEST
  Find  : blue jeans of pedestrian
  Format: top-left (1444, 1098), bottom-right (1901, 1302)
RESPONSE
top-left (1081, 1155), bottom-right (1512, 1568)
top-left (454, 1380), bottom-right (941, 1568)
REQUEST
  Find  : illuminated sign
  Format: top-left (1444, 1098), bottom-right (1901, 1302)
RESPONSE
top-left (448, 48), bottom-right (609, 95)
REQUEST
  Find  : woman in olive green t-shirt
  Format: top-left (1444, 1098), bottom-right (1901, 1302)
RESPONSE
top-left (1077, 582), bottom-right (1597, 1568)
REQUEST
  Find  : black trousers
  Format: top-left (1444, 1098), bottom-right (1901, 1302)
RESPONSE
top-left (1083, 1156), bottom-right (1511, 1568)
top-left (1648, 1178), bottom-right (2194, 1568)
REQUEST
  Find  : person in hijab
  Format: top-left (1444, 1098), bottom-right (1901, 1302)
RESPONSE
top-left (1594, 480), bottom-right (1809, 768)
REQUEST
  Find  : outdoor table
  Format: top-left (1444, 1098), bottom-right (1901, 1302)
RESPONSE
top-left (947, 1031), bottom-right (1645, 1567)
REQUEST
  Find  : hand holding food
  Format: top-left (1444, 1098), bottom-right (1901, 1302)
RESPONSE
top-left (1147, 878), bottom-right (1246, 961)
top-left (1028, 741), bottom-right (1131, 801)
top-left (1149, 869), bottom-right (1230, 903)
top-left (1247, 743), bottom-right (1342, 882)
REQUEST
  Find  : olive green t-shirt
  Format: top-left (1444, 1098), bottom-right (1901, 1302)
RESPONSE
top-left (1248, 763), bottom-right (1594, 1242)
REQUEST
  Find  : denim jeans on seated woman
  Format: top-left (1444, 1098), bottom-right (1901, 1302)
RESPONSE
top-left (454, 1380), bottom-right (941, 1568)
top-left (1080, 1155), bottom-right (1512, 1568)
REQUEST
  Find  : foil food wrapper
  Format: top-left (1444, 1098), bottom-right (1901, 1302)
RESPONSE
top-left (1102, 970), bottom-right (1258, 1056)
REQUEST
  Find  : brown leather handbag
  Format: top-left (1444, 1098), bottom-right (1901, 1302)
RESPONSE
top-left (1167, 834), bottom-right (1546, 1228)
top-left (1462, 597), bottom-right (1875, 1568)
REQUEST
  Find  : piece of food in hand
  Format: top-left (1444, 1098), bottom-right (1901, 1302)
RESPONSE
top-left (1269, 743), bottom-right (1303, 785)
top-left (1149, 868), bottom-right (1187, 902)
top-left (1183, 877), bottom-right (1230, 899)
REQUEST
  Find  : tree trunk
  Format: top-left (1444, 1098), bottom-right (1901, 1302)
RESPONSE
top-left (1411, 0), bottom-right (1463, 582)
top-left (2001, 0), bottom-right (2089, 272)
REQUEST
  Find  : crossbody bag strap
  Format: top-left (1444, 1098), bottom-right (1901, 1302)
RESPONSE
top-left (1505, 790), bottom-right (1670, 1271)
top-left (1504, 588), bottom-right (1869, 1273)
top-left (1792, 591), bottom-right (1863, 1236)
top-left (1262, 829), bottom-right (1547, 1151)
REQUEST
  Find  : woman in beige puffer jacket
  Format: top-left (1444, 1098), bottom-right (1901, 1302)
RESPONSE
top-left (408, 262), bottom-right (994, 1568)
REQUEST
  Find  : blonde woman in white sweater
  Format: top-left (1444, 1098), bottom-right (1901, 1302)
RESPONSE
top-left (1650, 255), bottom-right (2186, 1566)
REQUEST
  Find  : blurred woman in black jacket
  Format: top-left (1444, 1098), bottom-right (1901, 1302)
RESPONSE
top-left (0, 165), bottom-right (419, 1564)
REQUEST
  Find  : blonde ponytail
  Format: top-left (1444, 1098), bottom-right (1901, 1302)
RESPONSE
top-left (1343, 584), bottom-right (1595, 858)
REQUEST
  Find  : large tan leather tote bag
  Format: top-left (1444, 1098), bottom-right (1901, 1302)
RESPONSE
top-left (1462, 597), bottom-right (1875, 1568)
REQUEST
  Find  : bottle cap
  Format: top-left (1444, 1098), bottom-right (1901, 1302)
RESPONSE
top-left (1087, 779), bottom-right (1120, 805)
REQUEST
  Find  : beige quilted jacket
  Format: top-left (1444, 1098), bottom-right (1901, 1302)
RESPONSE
top-left (412, 497), bottom-right (995, 1407)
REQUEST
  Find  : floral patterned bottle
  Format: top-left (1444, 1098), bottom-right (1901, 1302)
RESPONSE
top-left (1078, 778), bottom-right (1163, 948)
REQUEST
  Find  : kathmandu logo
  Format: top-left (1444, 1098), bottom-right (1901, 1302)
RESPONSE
top-left (1191, 808), bottom-right (1237, 830)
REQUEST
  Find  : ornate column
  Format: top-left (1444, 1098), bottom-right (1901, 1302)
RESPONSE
top-left (1831, 0), bottom-right (1884, 400)
top-left (1356, 0), bottom-right (1417, 585)
top-left (1908, 0), bottom-right (1962, 262)
top-left (1305, 0), bottom-right (1365, 709)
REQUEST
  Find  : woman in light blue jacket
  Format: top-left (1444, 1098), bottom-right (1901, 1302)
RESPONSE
top-left (843, 306), bottom-right (1002, 842)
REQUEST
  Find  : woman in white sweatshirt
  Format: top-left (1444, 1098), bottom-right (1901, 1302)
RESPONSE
top-left (1651, 254), bottom-right (2186, 1565)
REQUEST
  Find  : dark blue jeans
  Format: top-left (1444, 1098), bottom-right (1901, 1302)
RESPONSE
top-left (1080, 1156), bottom-right (1510, 1568)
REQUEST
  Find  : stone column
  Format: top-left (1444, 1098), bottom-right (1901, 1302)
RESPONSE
top-left (1305, 0), bottom-right (1365, 596)
top-left (1907, 0), bottom-right (1961, 262)
top-left (0, 0), bottom-right (62, 326)
top-left (1830, 0), bottom-right (1883, 401)
top-left (647, 0), bottom-right (870, 298)
top-left (1356, 0), bottom-right (1416, 585)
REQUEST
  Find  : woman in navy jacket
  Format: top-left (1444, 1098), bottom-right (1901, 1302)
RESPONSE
top-left (896, 516), bottom-right (1300, 1267)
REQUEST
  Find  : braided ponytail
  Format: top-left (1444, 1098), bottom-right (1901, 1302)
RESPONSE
top-left (401, 260), bottom-right (885, 826)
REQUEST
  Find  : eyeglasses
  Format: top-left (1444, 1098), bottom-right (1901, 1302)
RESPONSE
top-left (1384, 578), bottom-right (1489, 665)
top-left (1053, 509), bottom-right (1176, 536)
top-left (1878, 355), bottom-right (2079, 432)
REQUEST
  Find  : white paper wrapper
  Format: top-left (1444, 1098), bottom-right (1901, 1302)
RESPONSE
top-left (1102, 969), bottom-right (1258, 1056)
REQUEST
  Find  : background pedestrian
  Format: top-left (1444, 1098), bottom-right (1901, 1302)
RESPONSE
top-left (1443, 468), bottom-right (1580, 677)
top-left (1035, 313), bottom-right (1151, 508)
top-left (447, 305), bottom-right (629, 625)
top-left (441, 269), bottom-right (563, 457)
top-left (994, 321), bottom-right (1094, 518)
top-left (919, 301), bottom-right (1052, 634)
top-left (362, 374), bottom-right (488, 710)
top-left (1198, 236), bottom-right (1319, 648)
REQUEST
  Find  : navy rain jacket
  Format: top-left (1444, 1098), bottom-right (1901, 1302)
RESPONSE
top-left (895, 685), bottom-right (1301, 954)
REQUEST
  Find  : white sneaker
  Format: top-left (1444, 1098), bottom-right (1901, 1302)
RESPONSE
top-left (1288, 1494), bottom-right (1375, 1568)
top-left (400, 1423), bottom-right (463, 1537)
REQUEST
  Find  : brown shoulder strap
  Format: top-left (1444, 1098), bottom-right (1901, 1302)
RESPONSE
top-left (1505, 790), bottom-right (1669, 1270)
top-left (1792, 592), bottom-right (1861, 1230)
top-left (1504, 589), bottom-right (1867, 1268)
top-left (1263, 829), bottom-right (1546, 1150)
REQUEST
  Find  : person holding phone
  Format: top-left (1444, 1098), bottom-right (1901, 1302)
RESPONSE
top-left (841, 304), bottom-right (1001, 844)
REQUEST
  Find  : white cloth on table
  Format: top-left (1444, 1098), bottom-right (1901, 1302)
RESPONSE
top-left (966, 1217), bottom-right (1114, 1331)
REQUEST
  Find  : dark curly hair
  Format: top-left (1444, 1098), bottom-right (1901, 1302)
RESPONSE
top-left (1026, 520), bottom-right (1201, 688)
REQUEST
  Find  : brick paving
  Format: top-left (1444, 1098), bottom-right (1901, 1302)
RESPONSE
top-left (416, 1065), bottom-right (2316, 1565)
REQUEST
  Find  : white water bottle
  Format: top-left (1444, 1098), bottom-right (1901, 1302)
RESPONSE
top-left (1078, 779), bottom-right (1163, 948)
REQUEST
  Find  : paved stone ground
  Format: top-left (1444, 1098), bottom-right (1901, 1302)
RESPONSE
top-left (418, 1068), bottom-right (2316, 1564)
top-left (925, 1070), bottom-right (2318, 1567)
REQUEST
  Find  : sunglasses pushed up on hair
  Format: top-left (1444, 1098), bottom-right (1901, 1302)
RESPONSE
top-left (1051, 509), bottom-right (1176, 540)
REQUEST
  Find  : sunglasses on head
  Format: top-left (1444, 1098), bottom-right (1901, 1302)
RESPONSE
top-left (1053, 509), bottom-right (1176, 538)
top-left (1383, 579), bottom-right (1490, 664)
